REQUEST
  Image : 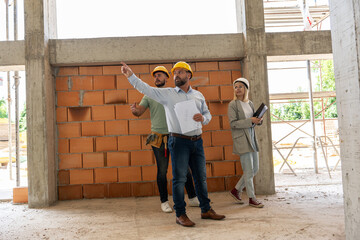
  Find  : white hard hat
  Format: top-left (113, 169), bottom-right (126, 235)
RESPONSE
top-left (233, 78), bottom-right (249, 89)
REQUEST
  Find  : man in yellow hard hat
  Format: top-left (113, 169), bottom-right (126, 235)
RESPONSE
top-left (122, 61), bottom-right (225, 227)
top-left (130, 66), bottom-right (200, 213)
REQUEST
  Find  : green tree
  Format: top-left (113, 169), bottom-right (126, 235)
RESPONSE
top-left (0, 99), bottom-right (8, 118)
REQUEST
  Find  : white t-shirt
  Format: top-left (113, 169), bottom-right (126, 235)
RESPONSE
top-left (239, 100), bottom-right (253, 119)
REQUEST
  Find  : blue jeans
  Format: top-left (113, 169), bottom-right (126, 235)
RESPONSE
top-left (168, 136), bottom-right (211, 217)
top-left (235, 151), bottom-right (259, 199)
top-left (152, 142), bottom-right (196, 203)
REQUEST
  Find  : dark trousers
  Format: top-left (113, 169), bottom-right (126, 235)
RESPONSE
top-left (152, 142), bottom-right (196, 203)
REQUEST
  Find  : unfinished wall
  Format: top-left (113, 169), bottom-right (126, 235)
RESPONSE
top-left (55, 60), bottom-right (244, 200)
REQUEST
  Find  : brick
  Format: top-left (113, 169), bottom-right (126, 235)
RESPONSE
top-left (83, 152), bottom-right (104, 168)
top-left (108, 183), bottom-right (131, 198)
top-left (219, 61), bottom-right (241, 70)
top-left (225, 176), bottom-right (240, 190)
top-left (138, 74), bottom-right (155, 86)
top-left (141, 135), bottom-right (152, 150)
top-left (118, 135), bottom-right (141, 151)
top-left (69, 138), bottom-right (94, 153)
top-left (206, 163), bottom-right (212, 177)
top-left (220, 85), bottom-right (234, 101)
top-left (116, 75), bottom-right (133, 89)
top-left (212, 161), bottom-right (235, 176)
top-left (235, 161), bottom-right (243, 175)
top-left (57, 92), bottom-right (79, 107)
top-left (203, 116), bottom-right (220, 131)
top-left (132, 182), bottom-right (154, 197)
top-left (105, 120), bottom-right (128, 135)
top-left (83, 184), bottom-right (106, 199)
top-left (82, 121), bottom-right (105, 136)
top-left (197, 86), bottom-right (220, 101)
top-left (221, 116), bottom-right (230, 131)
top-left (131, 151), bottom-right (153, 166)
top-left (208, 102), bottom-right (228, 116)
top-left (69, 169), bottom-right (94, 184)
top-left (56, 107), bottom-right (68, 122)
top-left (104, 90), bottom-right (127, 104)
top-left (58, 139), bottom-right (69, 154)
top-left (72, 76), bottom-right (93, 90)
top-left (212, 131), bottom-right (233, 146)
top-left (224, 145), bottom-right (239, 160)
top-left (204, 146), bottom-right (223, 161)
top-left (79, 66), bottom-right (102, 75)
top-left (231, 70), bottom-right (242, 81)
top-left (58, 122), bottom-right (81, 138)
top-left (196, 62), bottom-right (218, 71)
top-left (68, 107), bottom-right (91, 122)
top-left (202, 132), bottom-right (211, 147)
top-left (94, 168), bottom-right (118, 183)
top-left (103, 65), bottom-right (122, 75)
top-left (149, 63), bottom-right (173, 73)
top-left (58, 170), bottom-right (70, 185)
top-left (192, 72), bottom-right (210, 86)
top-left (142, 165), bottom-right (157, 181)
top-left (129, 119), bottom-right (151, 135)
top-left (58, 67), bottom-right (79, 76)
top-left (115, 105), bottom-right (135, 119)
top-left (83, 91), bottom-right (104, 106)
top-left (94, 75), bottom-right (116, 90)
top-left (128, 89), bottom-right (144, 103)
top-left (92, 105), bottom-right (115, 121)
top-left (58, 185), bottom-right (82, 200)
top-left (118, 166), bottom-right (142, 182)
top-left (107, 152), bottom-right (130, 167)
top-left (207, 177), bottom-right (225, 192)
top-left (56, 76), bottom-right (69, 91)
top-left (59, 153), bottom-right (82, 169)
top-left (209, 71), bottom-right (232, 85)
top-left (95, 136), bottom-right (117, 152)
top-left (128, 64), bottom-right (150, 74)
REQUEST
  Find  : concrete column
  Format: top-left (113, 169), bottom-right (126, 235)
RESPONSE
top-left (329, 0), bottom-right (360, 239)
top-left (236, 0), bottom-right (275, 195)
top-left (25, 0), bottom-right (57, 207)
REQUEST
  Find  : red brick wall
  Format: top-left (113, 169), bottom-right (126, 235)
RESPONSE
top-left (56, 61), bottom-right (243, 200)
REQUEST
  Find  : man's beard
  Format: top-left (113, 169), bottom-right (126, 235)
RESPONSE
top-left (155, 81), bottom-right (165, 87)
top-left (175, 77), bottom-right (187, 87)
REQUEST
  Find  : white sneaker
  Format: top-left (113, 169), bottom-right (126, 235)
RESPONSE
top-left (188, 197), bottom-right (200, 207)
top-left (161, 201), bottom-right (173, 213)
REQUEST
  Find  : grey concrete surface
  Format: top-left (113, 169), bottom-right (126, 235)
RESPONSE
top-left (329, 0), bottom-right (360, 239)
top-left (24, 0), bottom-right (57, 208)
top-left (0, 171), bottom-right (345, 240)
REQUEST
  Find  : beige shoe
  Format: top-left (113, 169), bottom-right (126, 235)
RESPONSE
top-left (161, 201), bottom-right (173, 213)
top-left (188, 197), bottom-right (200, 207)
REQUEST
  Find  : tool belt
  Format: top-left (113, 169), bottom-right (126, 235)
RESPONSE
top-left (145, 132), bottom-right (168, 148)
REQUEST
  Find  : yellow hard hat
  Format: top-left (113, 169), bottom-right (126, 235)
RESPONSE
top-left (151, 66), bottom-right (170, 78)
top-left (171, 61), bottom-right (193, 79)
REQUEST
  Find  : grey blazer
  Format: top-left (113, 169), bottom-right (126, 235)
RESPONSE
top-left (228, 100), bottom-right (259, 155)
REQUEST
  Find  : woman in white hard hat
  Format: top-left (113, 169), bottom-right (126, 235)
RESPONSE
top-left (228, 77), bottom-right (264, 208)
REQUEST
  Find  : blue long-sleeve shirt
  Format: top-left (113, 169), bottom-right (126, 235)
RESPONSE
top-left (128, 74), bottom-right (211, 136)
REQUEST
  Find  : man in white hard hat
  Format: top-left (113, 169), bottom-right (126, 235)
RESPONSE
top-left (122, 61), bottom-right (225, 227)
top-left (130, 66), bottom-right (199, 213)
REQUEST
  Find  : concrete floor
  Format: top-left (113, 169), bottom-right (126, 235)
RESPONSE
top-left (0, 171), bottom-right (345, 240)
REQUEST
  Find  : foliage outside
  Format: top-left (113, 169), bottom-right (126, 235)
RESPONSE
top-left (270, 60), bottom-right (337, 121)
top-left (0, 99), bottom-right (8, 118)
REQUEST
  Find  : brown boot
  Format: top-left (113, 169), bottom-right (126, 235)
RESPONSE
top-left (201, 208), bottom-right (225, 220)
top-left (176, 214), bottom-right (195, 227)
